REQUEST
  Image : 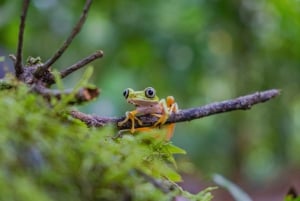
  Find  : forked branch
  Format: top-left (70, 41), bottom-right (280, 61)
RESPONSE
top-left (70, 89), bottom-right (280, 129)
top-left (6, 0), bottom-right (101, 105)
top-left (35, 0), bottom-right (93, 77)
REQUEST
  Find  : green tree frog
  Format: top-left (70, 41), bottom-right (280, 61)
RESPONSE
top-left (118, 87), bottom-right (178, 140)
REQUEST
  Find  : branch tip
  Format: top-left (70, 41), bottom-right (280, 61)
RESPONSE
top-left (60, 50), bottom-right (104, 79)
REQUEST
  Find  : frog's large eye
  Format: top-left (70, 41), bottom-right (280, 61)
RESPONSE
top-left (145, 87), bottom-right (156, 98)
top-left (123, 88), bottom-right (130, 99)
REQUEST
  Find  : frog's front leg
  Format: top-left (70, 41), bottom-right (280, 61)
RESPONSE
top-left (153, 96), bottom-right (178, 127)
top-left (118, 110), bottom-right (143, 133)
top-left (166, 96), bottom-right (178, 113)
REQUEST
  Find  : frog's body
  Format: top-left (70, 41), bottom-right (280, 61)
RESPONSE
top-left (118, 87), bottom-right (178, 140)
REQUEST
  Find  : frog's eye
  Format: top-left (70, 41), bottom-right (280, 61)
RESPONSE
top-left (123, 88), bottom-right (130, 99)
top-left (145, 87), bottom-right (156, 98)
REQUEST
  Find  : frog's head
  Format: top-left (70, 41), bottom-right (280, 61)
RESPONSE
top-left (123, 87), bottom-right (159, 106)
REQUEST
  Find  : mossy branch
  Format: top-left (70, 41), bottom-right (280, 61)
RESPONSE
top-left (7, 0), bottom-right (102, 104)
top-left (33, 85), bottom-right (99, 104)
top-left (71, 89), bottom-right (280, 129)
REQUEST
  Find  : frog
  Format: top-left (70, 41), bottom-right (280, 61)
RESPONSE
top-left (118, 87), bottom-right (178, 140)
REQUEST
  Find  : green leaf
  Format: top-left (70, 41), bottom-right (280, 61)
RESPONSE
top-left (165, 143), bottom-right (187, 154)
top-left (161, 164), bottom-right (182, 182)
top-left (73, 65), bottom-right (94, 89)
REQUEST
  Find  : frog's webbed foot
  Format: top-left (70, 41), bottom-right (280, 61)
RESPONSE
top-left (118, 110), bottom-right (143, 133)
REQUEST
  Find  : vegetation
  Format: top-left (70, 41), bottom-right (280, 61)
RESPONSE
top-left (0, 78), bottom-right (215, 200)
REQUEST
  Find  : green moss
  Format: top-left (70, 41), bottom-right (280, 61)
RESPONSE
top-left (0, 84), bottom-right (213, 201)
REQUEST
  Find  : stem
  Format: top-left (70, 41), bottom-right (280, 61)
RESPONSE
top-left (15, 0), bottom-right (30, 78)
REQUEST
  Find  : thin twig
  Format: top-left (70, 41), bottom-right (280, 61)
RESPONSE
top-left (15, 0), bottom-right (30, 78)
top-left (70, 89), bottom-right (280, 129)
top-left (60, 50), bottom-right (104, 79)
top-left (36, 0), bottom-right (93, 77)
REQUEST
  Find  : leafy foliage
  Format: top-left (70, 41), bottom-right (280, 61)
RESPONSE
top-left (0, 79), bottom-right (213, 201)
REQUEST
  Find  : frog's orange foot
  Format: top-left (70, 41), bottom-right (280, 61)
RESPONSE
top-left (129, 116), bottom-right (144, 133)
top-left (118, 111), bottom-right (144, 133)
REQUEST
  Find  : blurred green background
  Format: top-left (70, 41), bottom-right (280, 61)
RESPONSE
top-left (1, 0), bottom-right (300, 197)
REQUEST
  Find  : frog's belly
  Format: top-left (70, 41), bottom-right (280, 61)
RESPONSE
top-left (136, 104), bottom-right (162, 115)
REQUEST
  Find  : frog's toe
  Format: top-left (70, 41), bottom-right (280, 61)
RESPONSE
top-left (118, 118), bottom-right (129, 126)
top-left (130, 127), bottom-right (135, 133)
top-left (134, 117), bottom-right (143, 126)
top-left (118, 121), bottom-right (124, 126)
top-left (152, 114), bottom-right (168, 127)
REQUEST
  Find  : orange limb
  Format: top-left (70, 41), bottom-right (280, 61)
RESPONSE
top-left (118, 110), bottom-right (143, 133)
top-left (151, 96), bottom-right (178, 140)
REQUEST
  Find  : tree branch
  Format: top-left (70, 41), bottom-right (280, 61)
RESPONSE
top-left (70, 89), bottom-right (280, 129)
top-left (35, 0), bottom-right (93, 78)
top-left (60, 50), bottom-right (104, 79)
top-left (15, 0), bottom-right (30, 78)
